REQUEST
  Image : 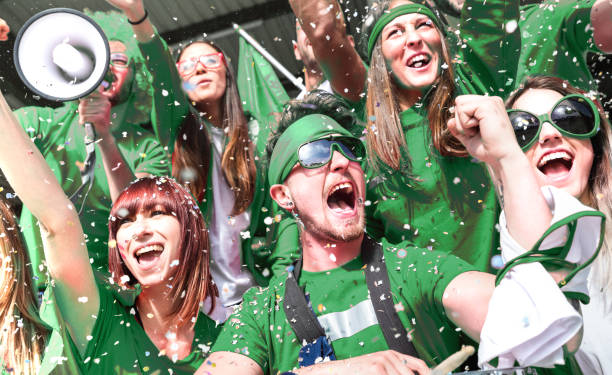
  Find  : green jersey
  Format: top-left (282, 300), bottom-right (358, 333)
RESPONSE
top-left (212, 238), bottom-right (475, 373)
top-left (14, 102), bottom-right (169, 289)
top-left (517, 0), bottom-right (600, 92)
top-left (366, 107), bottom-right (500, 273)
top-left (39, 281), bottom-right (222, 374)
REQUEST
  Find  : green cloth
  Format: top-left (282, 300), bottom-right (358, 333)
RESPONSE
top-left (268, 114), bottom-right (357, 186)
top-left (211, 238), bottom-right (475, 373)
top-left (38, 278), bottom-right (221, 374)
top-left (366, 107), bottom-right (500, 273)
top-left (138, 35), bottom-right (298, 283)
top-left (237, 34), bottom-right (290, 133)
top-left (14, 102), bottom-right (170, 289)
top-left (517, 0), bottom-right (600, 92)
top-left (365, 0), bottom-right (519, 272)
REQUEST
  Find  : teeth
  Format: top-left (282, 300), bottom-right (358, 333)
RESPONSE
top-left (538, 151), bottom-right (572, 167)
top-left (408, 54), bottom-right (429, 67)
top-left (331, 182), bottom-right (353, 194)
top-left (136, 244), bottom-right (164, 256)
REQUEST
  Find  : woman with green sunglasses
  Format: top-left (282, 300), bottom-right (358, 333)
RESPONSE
top-left (451, 75), bottom-right (612, 374)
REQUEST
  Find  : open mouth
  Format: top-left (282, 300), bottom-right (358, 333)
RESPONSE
top-left (537, 151), bottom-right (573, 179)
top-left (135, 244), bottom-right (164, 267)
top-left (407, 53), bottom-right (431, 69)
top-left (326, 182), bottom-right (356, 214)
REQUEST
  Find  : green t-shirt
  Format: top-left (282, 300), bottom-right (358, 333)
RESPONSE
top-left (366, 107), bottom-right (500, 273)
top-left (517, 0), bottom-right (600, 92)
top-left (211, 238), bottom-right (475, 373)
top-left (138, 35), bottom-right (298, 284)
top-left (39, 281), bottom-right (222, 374)
top-left (14, 102), bottom-right (170, 289)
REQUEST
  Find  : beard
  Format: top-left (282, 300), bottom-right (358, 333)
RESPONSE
top-left (293, 202), bottom-right (365, 243)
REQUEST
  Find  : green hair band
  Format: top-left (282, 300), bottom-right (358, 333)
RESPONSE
top-left (367, 3), bottom-right (444, 61)
top-left (268, 114), bottom-right (356, 186)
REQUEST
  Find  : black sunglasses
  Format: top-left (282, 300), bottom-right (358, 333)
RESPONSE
top-left (507, 94), bottom-right (600, 151)
top-left (297, 137), bottom-right (365, 169)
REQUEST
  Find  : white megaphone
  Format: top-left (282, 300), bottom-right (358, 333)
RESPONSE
top-left (14, 8), bottom-right (110, 211)
top-left (13, 8), bottom-right (110, 102)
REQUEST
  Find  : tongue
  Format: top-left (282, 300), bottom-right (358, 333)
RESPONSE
top-left (138, 251), bottom-right (161, 267)
top-left (541, 159), bottom-right (570, 179)
top-left (328, 198), bottom-right (352, 213)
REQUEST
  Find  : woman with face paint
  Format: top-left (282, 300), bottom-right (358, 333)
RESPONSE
top-left (291, 0), bottom-right (519, 272)
top-left (449, 76), bottom-right (612, 374)
top-left (107, 0), bottom-right (295, 306)
top-left (0, 87), bottom-right (225, 373)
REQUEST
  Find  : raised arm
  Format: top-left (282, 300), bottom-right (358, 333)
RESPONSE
top-left (107, 0), bottom-right (190, 153)
top-left (0, 92), bottom-right (98, 354)
top-left (591, 0), bottom-right (612, 53)
top-left (289, 0), bottom-right (366, 102)
top-left (448, 95), bottom-right (551, 248)
top-left (78, 89), bottom-right (150, 201)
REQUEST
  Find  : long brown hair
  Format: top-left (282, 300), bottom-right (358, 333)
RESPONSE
top-left (364, 0), bottom-right (461, 172)
top-left (174, 42), bottom-right (256, 215)
top-left (0, 199), bottom-right (47, 374)
top-left (507, 76), bottom-right (612, 311)
top-left (108, 177), bottom-right (216, 327)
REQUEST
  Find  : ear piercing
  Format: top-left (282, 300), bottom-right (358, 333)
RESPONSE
top-left (287, 201), bottom-right (294, 207)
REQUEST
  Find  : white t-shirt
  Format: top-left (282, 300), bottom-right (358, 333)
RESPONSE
top-left (208, 126), bottom-right (256, 307)
top-left (296, 79), bottom-right (332, 99)
top-left (576, 284), bottom-right (612, 375)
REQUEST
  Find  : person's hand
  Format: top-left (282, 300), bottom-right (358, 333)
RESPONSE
top-left (78, 88), bottom-right (112, 137)
top-left (0, 18), bottom-right (10, 41)
top-left (105, 0), bottom-right (145, 21)
top-left (296, 350), bottom-right (430, 375)
top-left (448, 95), bottom-right (522, 168)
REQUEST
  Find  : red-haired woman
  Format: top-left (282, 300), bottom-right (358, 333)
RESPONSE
top-left (106, 0), bottom-right (295, 307)
top-left (0, 87), bottom-right (225, 373)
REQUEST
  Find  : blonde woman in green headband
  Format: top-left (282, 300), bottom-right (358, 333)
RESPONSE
top-left (290, 0), bottom-right (519, 273)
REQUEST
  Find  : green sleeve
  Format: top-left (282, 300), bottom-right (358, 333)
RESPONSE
top-left (268, 216), bottom-right (301, 277)
top-left (563, 0), bottom-right (600, 54)
top-left (13, 106), bottom-right (55, 139)
top-left (138, 33), bottom-right (190, 154)
top-left (211, 286), bottom-right (270, 373)
top-left (458, 0), bottom-right (520, 96)
top-left (126, 132), bottom-right (171, 177)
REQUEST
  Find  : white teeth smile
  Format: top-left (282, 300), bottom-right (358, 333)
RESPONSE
top-left (135, 244), bottom-right (164, 257)
top-left (332, 182), bottom-right (353, 194)
top-left (408, 54), bottom-right (430, 68)
top-left (538, 151), bottom-right (572, 167)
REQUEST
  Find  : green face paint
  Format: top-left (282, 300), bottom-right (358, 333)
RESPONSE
top-left (268, 114), bottom-right (360, 186)
top-left (367, 3), bottom-right (445, 61)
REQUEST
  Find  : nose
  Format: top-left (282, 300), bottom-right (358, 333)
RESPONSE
top-left (329, 150), bottom-right (351, 173)
top-left (130, 216), bottom-right (153, 241)
top-left (538, 121), bottom-right (563, 146)
top-left (404, 29), bottom-right (423, 48)
top-left (194, 60), bottom-right (208, 74)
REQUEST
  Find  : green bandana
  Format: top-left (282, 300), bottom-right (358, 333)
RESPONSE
top-left (367, 3), bottom-right (444, 61)
top-left (268, 114), bottom-right (356, 186)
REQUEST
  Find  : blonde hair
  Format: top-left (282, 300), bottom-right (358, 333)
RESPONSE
top-left (0, 199), bottom-right (47, 374)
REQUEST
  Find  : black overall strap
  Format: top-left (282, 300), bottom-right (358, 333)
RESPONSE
top-left (283, 236), bottom-right (420, 358)
top-left (283, 258), bottom-right (326, 343)
top-left (362, 236), bottom-right (419, 357)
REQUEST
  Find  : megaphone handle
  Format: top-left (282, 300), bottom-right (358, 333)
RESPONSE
top-left (84, 122), bottom-right (96, 145)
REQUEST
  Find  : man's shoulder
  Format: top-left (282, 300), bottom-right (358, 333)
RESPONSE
top-left (13, 103), bottom-right (75, 124)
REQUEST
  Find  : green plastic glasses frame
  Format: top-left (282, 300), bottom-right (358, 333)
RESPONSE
top-left (507, 93), bottom-right (600, 151)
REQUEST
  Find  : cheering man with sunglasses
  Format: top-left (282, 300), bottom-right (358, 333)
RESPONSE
top-left (12, 10), bottom-right (169, 290)
top-left (195, 91), bottom-right (602, 374)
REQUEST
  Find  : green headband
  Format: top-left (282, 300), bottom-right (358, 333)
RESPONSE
top-left (367, 4), bottom-right (444, 61)
top-left (268, 114), bottom-right (356, 186)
